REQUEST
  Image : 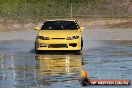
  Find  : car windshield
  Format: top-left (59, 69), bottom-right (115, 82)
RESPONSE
top-left (41, 21), bottom-right (79, 30)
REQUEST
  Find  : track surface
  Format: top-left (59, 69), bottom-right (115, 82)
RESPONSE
top-left (0, 29), bottom-right (132, 88)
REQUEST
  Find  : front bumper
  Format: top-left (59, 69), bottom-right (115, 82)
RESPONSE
top-left (36, 39), bottom-right (81, 50)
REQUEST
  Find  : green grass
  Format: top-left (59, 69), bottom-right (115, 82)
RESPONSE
top-left (0, 0), bottom-right (131, 19)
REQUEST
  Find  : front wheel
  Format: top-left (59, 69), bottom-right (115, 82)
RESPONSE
top-left (81, 38), bottom-right (83, 50)
top-left (35, 41), bottom-right (40, 54)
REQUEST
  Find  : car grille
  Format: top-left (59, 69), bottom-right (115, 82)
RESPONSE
top-left (49, 44), bottom-right (67, 48)
top-left (51, 38), bottom-right (65, 40)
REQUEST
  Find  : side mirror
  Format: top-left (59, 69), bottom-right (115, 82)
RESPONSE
top-left (80, 27), bottom-right (84, 32)
top-left (34, 27), bottom-right (41, 31)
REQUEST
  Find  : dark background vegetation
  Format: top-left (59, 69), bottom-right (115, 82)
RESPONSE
top-left (0, 0), bottom-right (132, 19)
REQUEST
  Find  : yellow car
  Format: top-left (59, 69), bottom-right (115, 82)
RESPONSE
top-left (34, 20), bottom-right (84, 53)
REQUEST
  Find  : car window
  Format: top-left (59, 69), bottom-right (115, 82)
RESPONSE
top-left (41, 21), bottom-right (79, 30)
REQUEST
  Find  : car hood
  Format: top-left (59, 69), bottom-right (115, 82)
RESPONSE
top-left (38, 30), bottom-right (81, 37)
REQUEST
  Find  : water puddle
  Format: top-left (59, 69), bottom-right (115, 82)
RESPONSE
top-left (0, 40), bottom-right (131, 88)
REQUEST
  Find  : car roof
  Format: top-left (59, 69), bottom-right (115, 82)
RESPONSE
top-left (45, 19), bottom-right (76, 22)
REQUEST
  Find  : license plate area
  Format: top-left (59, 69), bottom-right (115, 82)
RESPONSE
top-left (49, 44), bottom-right (67, 48)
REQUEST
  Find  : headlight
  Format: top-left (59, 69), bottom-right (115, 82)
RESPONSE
top-left (66, 36), bottom-right (79, 40)
top-left (37, 36), bottom-right (50, 40)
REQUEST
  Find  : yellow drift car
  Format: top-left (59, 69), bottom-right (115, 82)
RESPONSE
top-left (34, 20), bottom-right (84, 53)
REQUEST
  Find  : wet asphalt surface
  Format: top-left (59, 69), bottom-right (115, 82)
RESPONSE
top-left (0, 39), bottom-right (132, 88)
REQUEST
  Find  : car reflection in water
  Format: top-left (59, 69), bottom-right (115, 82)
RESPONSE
top-left (35, 54), bottom-right (83, 86)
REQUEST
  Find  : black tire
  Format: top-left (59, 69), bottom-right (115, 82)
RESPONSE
top-left (81, 38), bottom-right (83, 50)
top-left (35, 41), bottom-right (40, 54)
top-left (72, 50), bottom-right (81, 55)
top-left (35, 50), bottom-right (40, 54)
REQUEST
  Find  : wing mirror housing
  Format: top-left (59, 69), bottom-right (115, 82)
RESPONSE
top-left (80, 27), bottom-right (84, 32)
top-left (34, 27), bottom-right (41, 31)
